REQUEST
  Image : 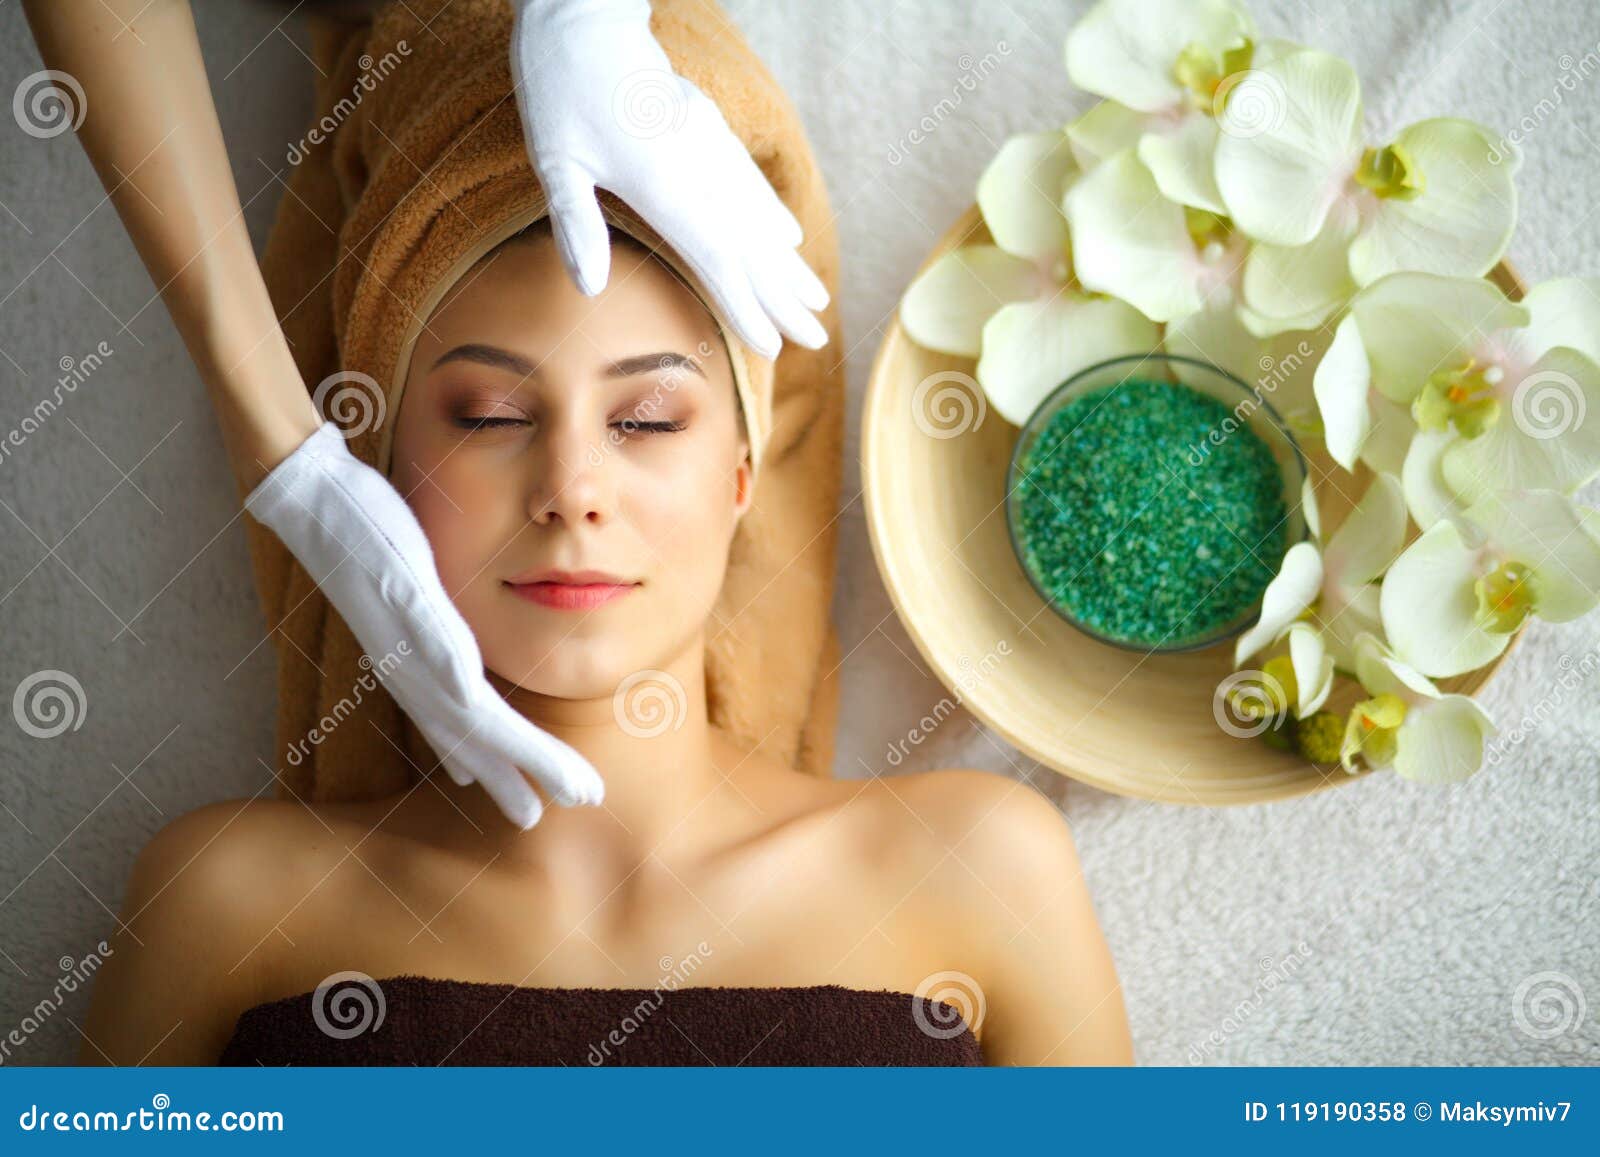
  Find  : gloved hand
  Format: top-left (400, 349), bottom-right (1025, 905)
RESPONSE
top-left (508, 0), bottom-right (829, 360)
top-left (244, 419), bottom-right (605, 830)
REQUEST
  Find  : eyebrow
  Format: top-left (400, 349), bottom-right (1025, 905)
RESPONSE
top-left (429, 344), bottom-right (705, 381)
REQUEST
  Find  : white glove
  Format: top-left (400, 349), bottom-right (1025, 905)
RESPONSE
top-left (508, 0), bottom-right (829, 360)
top-left (243, 419), bottom-right (605, 829)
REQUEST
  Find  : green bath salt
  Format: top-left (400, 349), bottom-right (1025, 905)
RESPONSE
top-left (1012, 377), bottom-right (1288, 648)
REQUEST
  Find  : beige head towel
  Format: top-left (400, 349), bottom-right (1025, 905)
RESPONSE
top-left (243, 0), bottom-right (844, 802)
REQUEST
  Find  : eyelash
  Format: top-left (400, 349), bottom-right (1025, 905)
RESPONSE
top-left (614, 418), bottom-right (686, 435)
top-left (453, 416), bottom-right (686, 435)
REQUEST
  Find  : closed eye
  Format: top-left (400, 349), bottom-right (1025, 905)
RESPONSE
top-left (453, 416), bottom-right (686, 434)
top-left (453, 415), bottom-right (527, 431)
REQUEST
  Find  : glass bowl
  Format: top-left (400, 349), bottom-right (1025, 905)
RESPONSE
top-left (1004, 352), bottom-right (1311, 654)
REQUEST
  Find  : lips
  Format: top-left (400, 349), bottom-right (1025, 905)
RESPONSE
top-left (507, 567), bottom-right (633, 585)
top-left (504, 567), bottom-right (640, 612)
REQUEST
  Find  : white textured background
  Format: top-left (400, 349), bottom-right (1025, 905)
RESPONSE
top-left (0, 0), bottom-right (1596, 1066)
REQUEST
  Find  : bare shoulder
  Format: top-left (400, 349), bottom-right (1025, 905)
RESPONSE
top-left (817, 766), bottom-right (1083, 944)
top-left (126, 796), bottom-right (348, 917)
top-left (856, 766), bottom-right (1079, 874)
top-left (77, 796), bottom-right (342, 1064)
top-left (845, 768), bottom-right (1130, 1065)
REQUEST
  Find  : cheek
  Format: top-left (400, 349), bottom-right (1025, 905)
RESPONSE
top-left (401, 459), bottom-right (514, 593)
top-left (626, 444), bottom-right (740, 591)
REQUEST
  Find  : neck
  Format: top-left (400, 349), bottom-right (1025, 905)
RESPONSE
top-left (414, 635), bottom-right (731, 862)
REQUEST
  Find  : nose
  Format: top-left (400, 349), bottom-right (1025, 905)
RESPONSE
top-left (526, 414), bottom-right (617, 528)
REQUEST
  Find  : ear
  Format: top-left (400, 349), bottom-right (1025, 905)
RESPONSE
top-left (732, 443), bottom-right (755, 521)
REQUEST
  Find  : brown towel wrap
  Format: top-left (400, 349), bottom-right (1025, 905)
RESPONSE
top-left (218, 975), bottom-right (985, 1066)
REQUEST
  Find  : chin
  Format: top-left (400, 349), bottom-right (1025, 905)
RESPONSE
top-left (483, 636), bottom-right (646, 700)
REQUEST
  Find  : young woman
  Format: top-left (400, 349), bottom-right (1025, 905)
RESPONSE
top-left (75, 212), bottom-right (1131, 1065)
top-left (37, 0), bottom-right (1131, 1066)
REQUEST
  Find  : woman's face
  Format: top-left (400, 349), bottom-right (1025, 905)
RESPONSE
top-left (389, 228), bottom-right (752, 697)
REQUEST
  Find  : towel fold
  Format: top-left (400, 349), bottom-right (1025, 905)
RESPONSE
top-left (243, 0), bottom-right (845, 803)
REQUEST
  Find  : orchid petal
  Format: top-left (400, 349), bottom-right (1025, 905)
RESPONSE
top-left (900, 246), bottom-right (1041, 357)
top-left (1323, 581), bottom-right (1384, 672)
top-left (1348, 272), bottom-right (1528, 404)
top-left (1285, 620), bottom-right (1334, 716)
top-left (1327, 470), bottom-right (1406, 586)
top-left (1351, 631), bottom-right (1407, 699)
top-left (1392, 695), bottom-right (1497, 784)
top-left (1064, 0), bottom-right (1256, 114)
top-left (1463, 488), bottom-right (1600, 622)
top-left (1252, 37), bottom-right (1311, 68)
top-left (1064, 148), bottom-right (1204, 322)
top-left (1348, 118), bottom-right (1517, 285)
top-left (1164, 295), bottom-right (1268, 387)
top-left (977, 131), bottom-right (1077, 265)
top-left (1400, 427), bottom-right (1468, 530)
top-left (1240, 208), bottom-right (1359, 333)
top-left (1441, 345), bottom-right (1600, 499)
top-left (1521, 276), bottom-right (1600, 363)
top-left (1066, 99), bottom-right (1151, 169)
top-left (1360, 392), bottom-right (1417, 478)
top-left (1214, 49), bottom-right (1363, 246)
top-left (977, 293), bottom-right (1160, 426)
top-left (1138, 113), bottom-right (1227, 213)
top-left (1300, 474), bottom-right (1321, 541)
top-left (1312, 313), bottom-right (1372, 471)
top-left (1234, 539), bottom-right (1323, 666)
top-left (1380, 518), bottom-right (1513, 677)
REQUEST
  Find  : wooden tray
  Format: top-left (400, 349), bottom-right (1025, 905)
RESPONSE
top-left (861, 203), bottom-right (1527, 805)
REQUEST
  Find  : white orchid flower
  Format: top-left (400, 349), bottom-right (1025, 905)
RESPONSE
top-left (899, 130), bottom-right (1159, 426)
top-left (1310, 272), bottom-right (1600, 521)
top-left (1213, 49), bottom-right (1517, 335)
top-left (1062, 147), bottom-right (1283, 389)
top-left (1379, 488), bottom-right (1600, 677)
top-left (1064, 0), bottom-right (1301, 215)
top-left (1064, 148), bottom-right (1246, 323)
top-left (1234, 471), bottom-right (1407, 672)
top-left (1339, 631), bottom-right (1498, 783)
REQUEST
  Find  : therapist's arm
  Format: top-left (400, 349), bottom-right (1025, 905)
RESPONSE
top-left (21, 1), bottom-right (607, 832)
top-left (20, 0), bottom-right (321, 498)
